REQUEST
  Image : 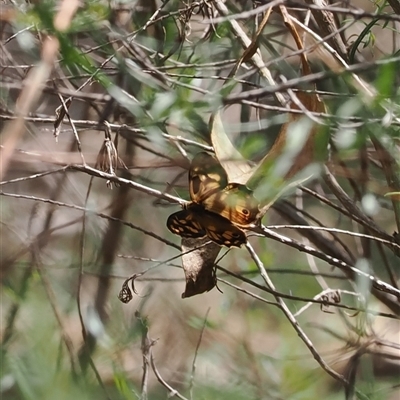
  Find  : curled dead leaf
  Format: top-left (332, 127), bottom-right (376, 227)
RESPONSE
top-left (181, 237), bottom-right (221, 298)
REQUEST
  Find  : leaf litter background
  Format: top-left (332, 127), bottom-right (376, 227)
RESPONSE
top-left (1, 1), bottom-right (400, 399)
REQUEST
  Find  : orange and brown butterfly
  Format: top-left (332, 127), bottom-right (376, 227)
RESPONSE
top-left (167, 152), bottom-right (260, 247)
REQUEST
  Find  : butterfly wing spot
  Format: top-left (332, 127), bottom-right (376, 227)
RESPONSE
top-left (207, 172), bottom-right (223, 183)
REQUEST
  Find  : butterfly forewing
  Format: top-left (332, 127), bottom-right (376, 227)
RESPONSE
top-left (189, 152), bottom-right (228, 202)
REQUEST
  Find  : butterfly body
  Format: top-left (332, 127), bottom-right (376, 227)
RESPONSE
top-left (167, 153), bottom-right (260, 247)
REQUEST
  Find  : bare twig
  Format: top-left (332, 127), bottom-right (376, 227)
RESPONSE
top-left (245, 242), bottom-right (349, 386)
top-left (189, 308), bottom-right (210, 400)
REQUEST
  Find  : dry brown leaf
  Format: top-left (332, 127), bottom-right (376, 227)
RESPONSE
top-left (181, 237), bottom-right (221, 298)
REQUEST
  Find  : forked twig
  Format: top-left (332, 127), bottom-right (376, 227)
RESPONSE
top-left (245, 242), bottom-right (349, 386)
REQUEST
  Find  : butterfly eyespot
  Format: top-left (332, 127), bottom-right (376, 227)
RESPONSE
top-left (242, 208), bottom-right (249, 216)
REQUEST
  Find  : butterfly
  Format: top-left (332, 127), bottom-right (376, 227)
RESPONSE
top-left (167, 152), bottom-right (260, 247)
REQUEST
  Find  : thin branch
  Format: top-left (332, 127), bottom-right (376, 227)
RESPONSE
top-left (215, 266), bottom-right (396, 319)
top-left (245, 242), bottom-right (349, 386)
top-left (189, 308), bottom-right (210, 400)
top-left (150, 350), bottom-right (189, 400)
top-left (267, 224), bottom-right (400, 250)
top-left (0, 192), bottom-right (180, 249)
top-left (259, 225), bottom-right (400, 301)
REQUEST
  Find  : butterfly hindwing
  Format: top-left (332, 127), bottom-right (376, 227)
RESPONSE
top-left (166, 209), bottom-right (206, 238)
top-left (201, 183), bottom-right (259, 227)
top-left (167, 206), bottom-right (246, 248)
top-left (200, 209), bottom-right (247, 248)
